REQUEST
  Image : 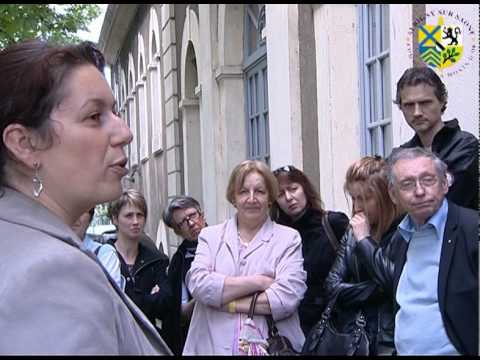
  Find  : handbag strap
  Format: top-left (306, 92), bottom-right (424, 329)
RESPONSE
top-left (248, 292), bottom-right (260, 319)
top-left (249, 293), bottom-right (280, 337)
top-left (322, 291), bottom-right (366, 330)
top-left (266, 315), bottom-right (279, 337)
top-left (322, 211), bottom-right (339, 251)
top-left (320, 291), bottom-right (339, 321)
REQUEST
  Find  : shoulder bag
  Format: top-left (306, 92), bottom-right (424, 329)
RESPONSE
top-left (266, 314), bottom-right (299, 356)
top-left (301, 232), bottom-right (369, 356)
top-left (301, 292), bottom-right (369, 355)
top-left (322, 211), bottom-right (339, 251)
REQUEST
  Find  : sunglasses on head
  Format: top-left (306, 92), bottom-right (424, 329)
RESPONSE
top-left (273, 165), bottom-right (296, 176)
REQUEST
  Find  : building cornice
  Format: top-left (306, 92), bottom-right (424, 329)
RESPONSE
top-left (98, 4), bottom-right (139, 64)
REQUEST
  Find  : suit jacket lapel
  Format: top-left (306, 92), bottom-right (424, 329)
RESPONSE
top-left (241, 218), bottom-right (273, 259)
top-left (222, 218), bottom-right (240, 267)
top-left (437, 201), bottom-right (458, 314)
top-left (393, 234), bottom-right (408, 304)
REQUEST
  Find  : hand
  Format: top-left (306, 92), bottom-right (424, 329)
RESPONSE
top-left (350, 212), bottom-right (371, 241)
top-left (253, 274), bottom-right (275, 291)
top-left (150, 285), bottom-right (160, 294)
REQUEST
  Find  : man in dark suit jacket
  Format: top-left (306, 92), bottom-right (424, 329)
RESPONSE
top-left (354, 147), bottom-right (478, 355)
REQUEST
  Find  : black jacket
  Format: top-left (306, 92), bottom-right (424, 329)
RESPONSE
top-left (324, 217), bottom-right (402, 354)
top-left (164, 239), bottom-right (198, 355)
top-left (355, 201), bottom-right (478, 355)
top-left (398, 119), bottom-right (479, 210)
top-left (116, 243), bottom-right (173, 344)
top-left (278, 207), bottom-right (349, 335)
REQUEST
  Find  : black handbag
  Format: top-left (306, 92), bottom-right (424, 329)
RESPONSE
top-left (246, 292), bottom-right (299, 356)
top-left (302, 248), bottom-right (370, 356)
top-left (301, 293), bottom-right (369, 356)
top-left (266, 315), bottom-right (299, 356)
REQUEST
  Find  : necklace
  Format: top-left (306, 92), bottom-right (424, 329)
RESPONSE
top-left (237, 231), bottom-right (250, 247)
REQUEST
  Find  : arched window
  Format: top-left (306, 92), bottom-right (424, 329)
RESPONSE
top-left (120, 68), bottom-right (127, 122)
top-left (137, 34), bottom-right (149, 161)
top-left (128, 53), bottom-right (138, 167)
top-left (149, 7), bottom-right (164, 154)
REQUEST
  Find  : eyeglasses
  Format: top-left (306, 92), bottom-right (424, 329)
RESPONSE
top-left (273, 165), bottom-right (295, 176)
top-left (397, 175), bottom-right (438, 192)
top-left (176, 210), bottom-right (201, 229)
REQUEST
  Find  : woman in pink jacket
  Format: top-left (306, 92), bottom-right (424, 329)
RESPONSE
top-left (183, 160), bottom-right (307, 355)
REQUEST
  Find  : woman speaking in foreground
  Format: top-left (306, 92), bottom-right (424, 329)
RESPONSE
top-left (0, 39), bottom-right (171, 355)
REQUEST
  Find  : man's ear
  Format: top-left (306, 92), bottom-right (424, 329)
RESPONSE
top-left (2, 123), bottom-right (41, 168)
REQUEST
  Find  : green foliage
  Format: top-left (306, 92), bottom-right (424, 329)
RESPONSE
top-left (442, 47), bottom-right (461, 64)
top-left (0, 4), bottom-right (101, 49)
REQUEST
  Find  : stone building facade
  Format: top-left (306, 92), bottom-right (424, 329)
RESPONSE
top-left (98, 4), bottom-right (479, 256)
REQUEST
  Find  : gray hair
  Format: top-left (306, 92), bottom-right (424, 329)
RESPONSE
top-left (162, 195), bottom-right (202, 229)
top-left (387, 147), bottom-right (450, 187)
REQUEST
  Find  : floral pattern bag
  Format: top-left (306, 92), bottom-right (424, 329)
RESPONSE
top-left (238, 292), bottom-right (269, 356)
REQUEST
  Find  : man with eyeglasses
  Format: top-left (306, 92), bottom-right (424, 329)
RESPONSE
top-left (392, 66), bottom-right (478, 210)
top-left (355, 147), bottom-right (478, 355)
top-left (162, 196), bottom-right (207, 355)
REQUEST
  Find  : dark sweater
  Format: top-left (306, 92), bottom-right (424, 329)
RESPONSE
top-left (278, 207), bottom-right (349, 335)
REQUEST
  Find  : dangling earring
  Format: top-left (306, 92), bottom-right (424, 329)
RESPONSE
top-left (32, 162), bottom-right (43, 198)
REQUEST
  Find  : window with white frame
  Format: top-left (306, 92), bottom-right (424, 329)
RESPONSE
top-left (120, 68), bottom-right (127, 129)
top-left (359, 4), bottom-right (392, 157)
top-left (128, 56), bottom-right (139, 167)
top-left (137, 36), bottom-right (149, 162)
top-left (149, 8), bottom-right (163, 154)
top-left (244, 4), bottom-right (269, 165)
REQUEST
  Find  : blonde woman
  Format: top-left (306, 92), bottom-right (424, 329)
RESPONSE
top-left (324, 156), bottom-right (404, 355)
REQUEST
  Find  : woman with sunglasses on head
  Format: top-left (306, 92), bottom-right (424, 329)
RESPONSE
top-left (0, 39), bottom-right (170, 354)
top-left (323, 156), bottom-right (404, 355)
top-left (271, 165), bottom-right (349, 336)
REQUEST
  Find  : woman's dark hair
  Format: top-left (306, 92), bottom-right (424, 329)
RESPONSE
top-left (394, 66), bottom-right (448, 113)
top-left (271, 165), bottom-right (325, 222)
top-left (0, 39), bottom-right (106, 189)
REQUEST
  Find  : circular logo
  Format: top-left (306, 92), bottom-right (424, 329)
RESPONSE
top-left (407, 10), bottom-right (476, 77)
